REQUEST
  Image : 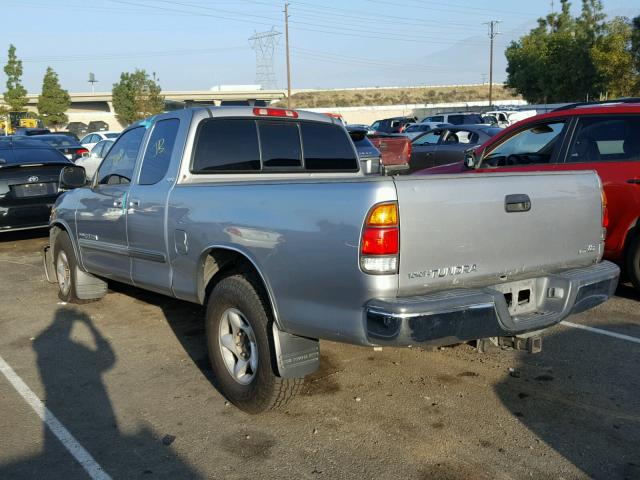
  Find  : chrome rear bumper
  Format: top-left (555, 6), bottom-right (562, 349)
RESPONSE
top-left (364, 261), bottom-right (620, 346)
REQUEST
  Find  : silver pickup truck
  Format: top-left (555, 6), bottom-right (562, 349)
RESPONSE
top-left (44, 106), bottom-right (619, 413)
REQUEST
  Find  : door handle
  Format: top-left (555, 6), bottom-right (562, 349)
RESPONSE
top-left (627, 178), bottom-right (640, 184)
top-left (129, 199), bottom-right (140, 208)
top-left (113, 199), bottom-right (124, 208)
top-left (505, 194), bottom-right (531, 212)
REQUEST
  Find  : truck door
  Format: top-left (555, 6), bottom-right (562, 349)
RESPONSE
top-left (75, 126), bottom-right (146, 281)
top-left (127, 117), bottom-right (184, 294)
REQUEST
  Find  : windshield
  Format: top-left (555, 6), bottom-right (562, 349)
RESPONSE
top-left (34, 136), bottom-right (80, 148)
top-left (0, 147), bottom-right (69, 166)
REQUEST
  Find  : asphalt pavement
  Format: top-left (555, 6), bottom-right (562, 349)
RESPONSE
top-left (1, 229), bottom-right (639, 480)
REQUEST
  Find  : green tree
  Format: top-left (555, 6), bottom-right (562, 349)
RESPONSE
top-left (112, 69), bottom-right (164, 125)
top-left (505, 0), bottom-right (638, 103)
top-left (37, 67), bottom-right (71, 129)
top-left (591, 18), bottom-right (637, 98)
top-left (3, 44), bottom-right (28, 111)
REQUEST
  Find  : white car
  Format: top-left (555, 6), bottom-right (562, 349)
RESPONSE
top-left (79, 131), bottom-right (120, 150)
top-left (75, 139), bottom-right (114, 181)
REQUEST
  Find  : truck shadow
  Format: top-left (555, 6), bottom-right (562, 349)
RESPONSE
top-left (494, 318), bottom-right (640, 480)
top-left (0, 307), bottom-right (201, 479)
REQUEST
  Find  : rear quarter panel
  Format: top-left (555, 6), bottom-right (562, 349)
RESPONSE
top-left (168, 178), bottom-right (398, 344)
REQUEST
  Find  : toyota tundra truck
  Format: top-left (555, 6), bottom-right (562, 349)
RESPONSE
top-left (43, 106), bottom-right (619, 413)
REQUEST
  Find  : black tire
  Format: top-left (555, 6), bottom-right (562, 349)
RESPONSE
top-left (625, 234), bottom-right (640, 292)
top-left (205, 273), bottom-right (302, 413)
top-left (54, 231), bottom-right (83, 303)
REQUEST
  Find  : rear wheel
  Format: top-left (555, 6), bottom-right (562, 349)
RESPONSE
top-left (625, 234), bottom-right (640, 291)
top-left (205, 273), bottom-right (302, 413)
top-left (54, 232), bottom-right (82, 303)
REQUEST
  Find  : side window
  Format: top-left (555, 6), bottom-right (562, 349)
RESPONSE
top-left (482, 121), bottom-right (566, 168)
top-left (80, 135), bottom-right (91, 144)
top-left (192, 119), bottom-right (260, 172)
top-left (448, 115), bottom-right (463, 125)
top-left (300, 122), bottom-right (358, 171)
top-left (258, 121), bottom-right (302, 168)
top-left (568, 116), bottom-right (640, 163)
top-left (426, 116), bottom-right (444, 122)
top-left (139, 119), bottom-right (179, 185)
top-left (96, 127), bottom-right (145, 185)
top-left (90, 142), bottom-right (103, 157)
top-left (371, 121), bottom-right (380, 130)
top-left (414, 131), bottom-right (441, 146)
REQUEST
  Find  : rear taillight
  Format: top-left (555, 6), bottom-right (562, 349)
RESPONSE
top-left (76, 148), bottom-right (88, 156)
top-left (253, 107), bottom-right (298, 118)
top-left (601, 187), bottom-right (609, 232)
top-left (360, 202), bottom-right (399, 274)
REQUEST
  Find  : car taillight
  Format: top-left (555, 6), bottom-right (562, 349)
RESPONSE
top-left (76, 148), bottom-right (88, 156)
top-left (360, 202), bottom-right (399, 274)
top-left (253, 107), bottom-right (298, 118)
top-left (601, 188), bottom-right (609, 231)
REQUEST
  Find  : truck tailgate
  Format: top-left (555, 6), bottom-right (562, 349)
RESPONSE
top-left (394, 171), bottom-right (604, 296)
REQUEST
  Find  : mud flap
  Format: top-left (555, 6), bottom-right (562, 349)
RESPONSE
top-left (272, 323), bottom-right (320, 378)
top-left (42, 244), bottom-right (57, 284)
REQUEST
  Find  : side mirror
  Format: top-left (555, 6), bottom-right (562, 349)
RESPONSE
top-left (59, 165), bottom-right (87, 190)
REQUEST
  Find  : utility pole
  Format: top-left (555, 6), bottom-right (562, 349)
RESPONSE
top-left (483, 20), bottom-right (501, 108)
top-left (284, 2), bottom-right (292, 108)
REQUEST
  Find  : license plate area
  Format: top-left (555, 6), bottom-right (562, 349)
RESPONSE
top-left (491, 279), bottom-right (537, 316)
top-left (11, 182), bottom-right (57, 198)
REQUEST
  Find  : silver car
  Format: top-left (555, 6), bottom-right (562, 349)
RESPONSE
top-left (75, 139), bottom-right (114, 180)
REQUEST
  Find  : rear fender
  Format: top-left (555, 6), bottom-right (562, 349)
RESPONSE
top-left (197, 244), bottom-right (283, 330)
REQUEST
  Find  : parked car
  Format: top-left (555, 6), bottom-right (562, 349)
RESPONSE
top-left (54, 131), bottom-right (81, 142)
top-left (75, 139), bottom-right (114, 180)
top-left (402, 122), bottom-right (451, 139)
top-left (66, 122), bottom-right (88, 137)
top-left (346, 126), bottom-right (381, 175)
top-left (0, 137), bottom-right (79, 232)
top-left (28, 134), bottom-right (89, 161)
top-left (13, 127), bottom-right (51, 136)
top-left (370, 116), bottom-right (417, 134)
top-left (485, 109), bottom-right (538, 128)
top-left (409, 125), bottom-right (503, 172)
top-left (421, 112), bottom-right (485, 125)
top-left (44, 106), bottom-right (618, 413)
top-left (368, 133), bottom-right (411, 174)
top-left (80, 131), bottom-right (120, 150)
top-left (88, 120), bottom-right (110, 132)
top-left (419, 99), bottom-right (640, 291)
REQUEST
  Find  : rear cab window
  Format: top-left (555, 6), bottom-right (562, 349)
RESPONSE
top-left (191, 118), bottom-right (358, 174)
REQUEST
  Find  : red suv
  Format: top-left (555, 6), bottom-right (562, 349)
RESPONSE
top-left (418, 100), bottom-right (640, 291)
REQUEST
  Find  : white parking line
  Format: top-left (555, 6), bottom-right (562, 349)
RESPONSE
top-left (560, 321), bottom-right (640, 345)
top-left (0, 355), bottom-right (111, 480)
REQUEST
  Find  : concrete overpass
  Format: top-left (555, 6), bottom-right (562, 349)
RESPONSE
top-left (2, 89), bottom-right (287, 130)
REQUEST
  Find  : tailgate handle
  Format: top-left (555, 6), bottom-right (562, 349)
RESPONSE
top-left (505, 194), bottom-right (531, 213)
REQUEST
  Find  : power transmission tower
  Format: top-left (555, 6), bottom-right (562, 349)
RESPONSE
top-left (483, 20), bottom-right (501, 107)
top-left (249, 28), bottom-right (281, 90)
top-left (284, 3), bottom-right (291, 108)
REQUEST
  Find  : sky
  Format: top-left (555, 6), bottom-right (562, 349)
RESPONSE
top-left (1, 0), bottom-right (638, 94)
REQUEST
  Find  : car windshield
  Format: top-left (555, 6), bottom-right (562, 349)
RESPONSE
top-left (0, 147), bottom-right (68, 166)
top-left (33, 135), bottom-right (80, 148)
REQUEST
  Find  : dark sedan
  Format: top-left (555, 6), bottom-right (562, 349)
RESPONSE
top-left (0, 138), bottom-right (75, 232)
top-left (25, 134), bottom-right (89, 161)
top-left (409, 125), bottom-right (503, 173)
top-left (346, 125), bottom-right (381, 175)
